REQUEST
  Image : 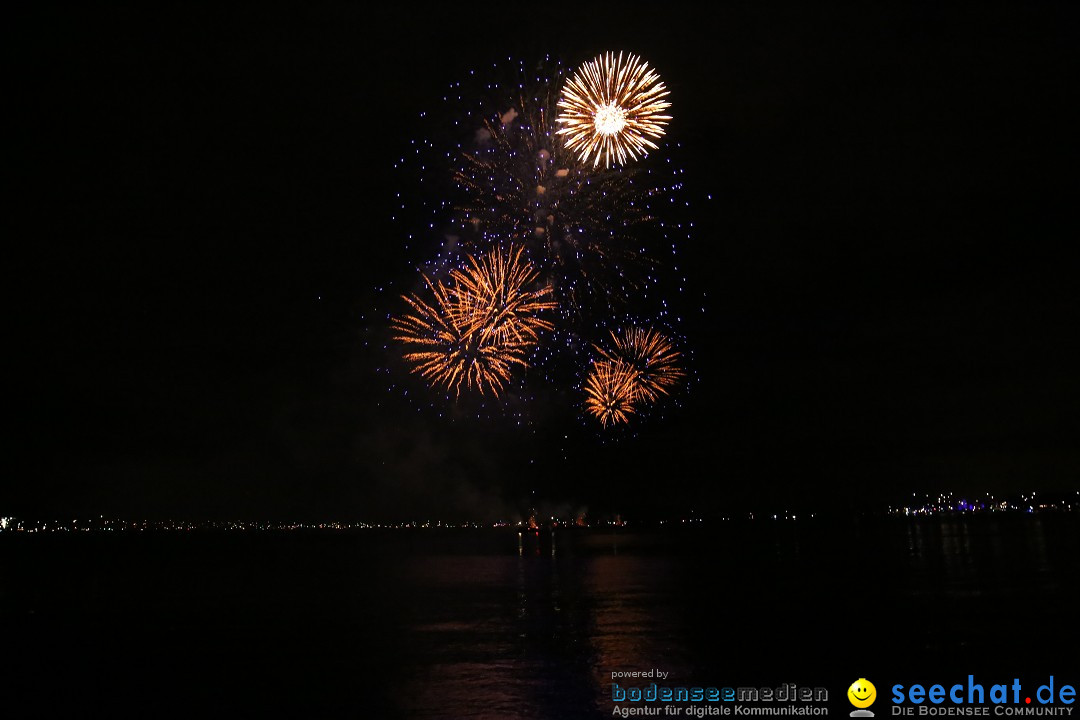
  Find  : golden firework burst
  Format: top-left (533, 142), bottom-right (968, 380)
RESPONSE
top-left (556, 52), bottom-right (671, 168)
top-left (583, 359), bottom-right (640, 427)
top-left (450, 245), bottom-right (557, 345)
top-left (391, 247), bottom-right (555, 397)
top-left (597, 326), bottom-right (684, 405)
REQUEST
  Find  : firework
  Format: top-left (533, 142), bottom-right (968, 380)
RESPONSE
top-left (390, 274), bottom-right (514, 396)
top-left (388, 56), bottom-right (693, 416)
top-left (583, 360), bottom-right (640, 428)
top-left (450, 245), bottom-right (557, 344)
top-left (391, 247), bottom-right (555, 397)
top-left (597, 326), bottom-right (684, 404)
top-left (556, 52), bottom-right (671, 168)
top-left (452, 82), bottom-right (656, 317)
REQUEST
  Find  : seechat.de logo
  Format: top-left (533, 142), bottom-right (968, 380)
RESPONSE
top-left (891, 676), bottom-right (1076, 715)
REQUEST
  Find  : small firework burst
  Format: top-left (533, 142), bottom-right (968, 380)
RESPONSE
top-left (557, 52), bottom-right (671, 168)
top-left (583, 359), bottom-right (640, 428)
top-left (597, 326), bottom-right (684, 404)
top-left (391, 247), bottom-right (555, 397)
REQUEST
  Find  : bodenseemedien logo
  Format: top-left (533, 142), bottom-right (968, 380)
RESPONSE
top-left (849, 679), bottom-right (878, 717)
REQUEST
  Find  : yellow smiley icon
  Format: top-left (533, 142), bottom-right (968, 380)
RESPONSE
top-left (848, 679), bottom-right (877, 709)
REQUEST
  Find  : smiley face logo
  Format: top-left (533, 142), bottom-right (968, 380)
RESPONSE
top-left (848, 679), bottom-right (877, 709)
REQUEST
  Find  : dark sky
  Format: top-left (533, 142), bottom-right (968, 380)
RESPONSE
top-left (10, 5), bottom-right (1078, 521)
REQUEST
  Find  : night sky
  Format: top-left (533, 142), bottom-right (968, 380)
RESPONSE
top-left (11, 5), bottom-right (1077, 521)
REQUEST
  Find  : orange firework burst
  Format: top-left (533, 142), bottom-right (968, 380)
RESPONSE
top-left (598, 326), bottom-right (684, 404)
top-left (391, 247), bottom-right (555, 397)
top-left (556, 52), bottom-right (671, 168)
top-left (450, 245), bottom-right (557, 345)
top-left (583, 360), bottom-right (640, 428)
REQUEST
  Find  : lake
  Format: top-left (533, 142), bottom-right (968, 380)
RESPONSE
top-left (2, 515), bottom-right (1077, 717)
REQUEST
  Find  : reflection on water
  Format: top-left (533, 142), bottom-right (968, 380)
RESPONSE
top-left (905, 516), bottom-right (1057, 596)
top-left (386, 516), bottom-right (1078, 717)
top-left (392, 543), bottom-right (691, 718)
top-left (1, 516), bottom-right (1077, 717)
top-left (584, 555), bottom-right (690, 692)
